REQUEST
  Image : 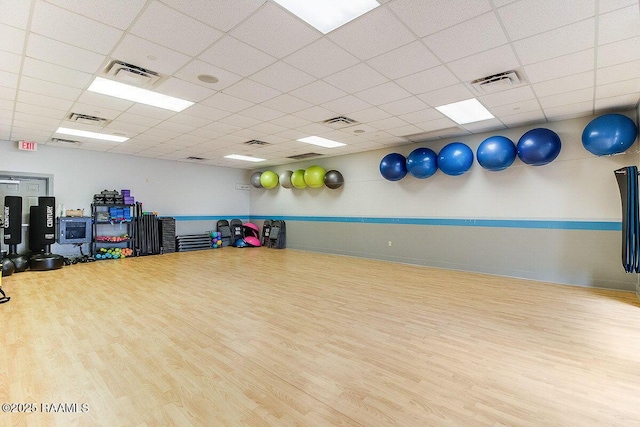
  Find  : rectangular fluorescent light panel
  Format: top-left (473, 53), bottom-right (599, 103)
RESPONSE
top-left (224, 154), bottom-right (266, 162)
top-left (273, 0), bottom-right (380, 34)
top-left (55, 127), bottom-right (129, 143)
top-left (297, 136), bottom-right (346, 148)
top-left (435, 98), bottom-right (495, 125)
top-left (88, 77), bottom-right (194, 112)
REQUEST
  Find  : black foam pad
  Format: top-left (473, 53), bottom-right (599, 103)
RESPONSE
top-left (4, 196), bottom-right (22, 245)
top-left (39, 197), bottom-right (56, 244)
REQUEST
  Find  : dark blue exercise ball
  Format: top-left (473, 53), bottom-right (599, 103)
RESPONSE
top-left (517, 128), bottom-right (561, 166)
top-left (582, 114), bottom-right (637, 156)
top-left (438, 142), bottom-right (474, 176)
top-left (476, 135), bottom-right (516, 171)
top-left (406, 147), bottom-right (438, 179)
top-left (379, 153), bottom-right (407, 181)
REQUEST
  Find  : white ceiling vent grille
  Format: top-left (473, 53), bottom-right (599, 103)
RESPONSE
top-left (68, 113), bottom-right (110, 126)
top-left (50, 137), bottom-right (82, 145)
top-left (244, 139), bottom-right (270, 146)
top-left (288, 152), bottom-right (322, 160)
top-left (186, 156), bottom-right (206, 161)
top-left (103, 60), bottom-right (165, 88)
top-left (322, 116), bottom-right (358, 129)
top-left (470, 71), bottom-right (523, 94)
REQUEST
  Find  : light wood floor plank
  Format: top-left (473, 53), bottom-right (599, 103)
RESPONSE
top-left (1, 248), bottom-right (639, 426)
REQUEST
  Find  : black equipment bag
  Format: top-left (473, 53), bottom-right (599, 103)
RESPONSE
top-left (261, 220), bottom-right (271, 246)
top-left (216, 220), bottom-right (232, 247)
top-left (229, 219), bottom-right (243, 246)
top-left (269, 220), bottom-right (286, 249)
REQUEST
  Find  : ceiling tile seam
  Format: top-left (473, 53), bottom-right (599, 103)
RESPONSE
top-left (591, 1), bottom-right (602, 116)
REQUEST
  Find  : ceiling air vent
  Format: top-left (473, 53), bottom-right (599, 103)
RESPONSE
top-left (186, 156), bottom-right (206, 161)
top-left (322, 116), bottom-right (358, 129)
top-left (287, 153), bottom-right (322, 160)
top-left (244, 139), bottom-right (270, 146)
top-left (470, 70), bottom-right (523, 94)
top-left (103, 60), bottom-right (164, 88)
top-left (50, 138), bottom-right (81, 145)
top-left (68, 113), bottom-right (110, 126)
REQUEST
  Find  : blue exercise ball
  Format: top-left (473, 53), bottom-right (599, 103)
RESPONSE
top-left (517, 128), bottom-right (561, 166)
top-left (438, 142), bottom-right (474, 176)
top-left (406, 147), bottom-right (438, 179)
top-left (477, 136), bottom-right (516, 171)
top-left (582, 114), bottom-right (637, 156)
top-left (379, 153), bottom-right (407, 181)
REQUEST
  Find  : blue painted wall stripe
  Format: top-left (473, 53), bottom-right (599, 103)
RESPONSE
top-left (170, 214), bottom-right (621, 231)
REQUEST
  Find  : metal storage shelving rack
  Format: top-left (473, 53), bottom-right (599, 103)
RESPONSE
top-left (91, 203), bottom-right (134, 256)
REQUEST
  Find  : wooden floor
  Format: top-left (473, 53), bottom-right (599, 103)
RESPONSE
top-left (1, 248), bottom-right (640, 426)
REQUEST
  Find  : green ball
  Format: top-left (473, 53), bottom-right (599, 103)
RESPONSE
top-left (260, 170), bottom-right (279, 189)
top-left (304, 165), bottom-right (326, 188)
top-left (291, 169), bottom-right (307, 189)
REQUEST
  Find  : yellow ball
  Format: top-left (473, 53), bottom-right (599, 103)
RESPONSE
top-left (291, 169), bottom-right (307, 189)
top-left (260, 170), bottom-right (279, 189)
top-left (304, 165), bottom-right (326, 188)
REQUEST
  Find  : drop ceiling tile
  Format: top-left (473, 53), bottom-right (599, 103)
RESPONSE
top-left (423, 12), bottom-right (508, 63)
top-left (178, 104), bottom-right (231, 121)
top-left (11, 128), bottom-right (53, 142)
top-left (154, 120), bottom-right (196, 134)
top-left (0, 50), bottom-right (20, 74)
top-left (218, 113), bottom-right (262, 129)
top-left (594, 92), bottom-right (640, 110)
top-left (103, 120), bottom-right (149, 135)
top-left (499, 109), bottom-right (546, 127)
top-left (175, 60), bottom-right (242, 90)
top-left (268, 114), bottom-right (312, 129)
top-left (17, 91), bottom-right (74, 111)
top-left (115, 112), bottom-right (163, 128)
top-left (45, 0), bottom-right (146, 30)
top-left (514, 18), bottom-right (595, 65)
top-left (26, 34), bottom-right (106, 74)
top-left (498, 0), bottom-right (596, 41)
top-left (348, 107), bottom-right (392, 123)
top-left (321, 96), bottom-right (372, 115)
top-left (292, 105), bottom-right (338, 122)
top-left (323, 63), bottom-right (388, 93)
top-left (283, 38), bottom-right (359, 79)
top-left (0, 86), bottom-right (16, 101)
top-left (328, 7), bottom-right (416, 61)
top-left (397, 108), bottom-right (444, 124)
top-left (19, 76), bottom-right (82, 101)
top-left (76, 92), bottom-right (134, 112)
top-left (0, 70), bottom-right (18, 89)
top-left (238, 104), bottom-right (286, 122)
top-left (161, 0), bottom-right (266, 32)
top-left (166, 113), bottom-right (210, 129)
top-left (13, 119), bottom-right (57, 133)
top-left (417, 83), bottom-right (474, 107)
top-left (290, 81), bottom-right (347, 105)
top-left (14, 106), bottom-right (65, 122)
top-left (386, 124), bottom-right (425, 137)
top-left (366, 41), bottom-right (440, 79)
top-left (223, 79), bottom-right (281, 103)
top-left (597, 60), bottom-right (640, 85)
top-left (199, 36), bottom-right (276, 77)
top-left (413, 117), bottom-right (459, 132)
top-left (0, 23), bottom-right (25, 54)
top-left (126, 104), bottom-right (178, 120)
top-left (0, 0), bottom-right (30, 28)
top-left (596, 79), bottom-right (640, 99)
top-left (489, 98), bottom-right (543, 116)
top-left (446, 44), bottom-right (520, 82)
top-left (69, 102), bottom-right (124, 120)
top-left (131, 2), bottom-right (223, 56)
top-left (493, 0), bottom-right (519, 6)
top-left (379, 96), bottom-right (429, 116)
top-left (155, 77), bottom-right (216, 102)
top-left (185, 127), bottom-right (224, 139)
top-left (231, 2), bottom-right (320, 58)
top-left (368, 116), bottom-right (410, 131)
top-left (598, 5), bottom-right (640, 46)
top-left (539, 87), bottom-right (594, 109)
top-left (460, 118), bottom-right (506, 133)
top-left (598, 0), bottom-right (637, 13)
top-left (389, 0), bottom-right (492, 37)
top-left (262, 94), bottom-right (313, 114)
top-left (21, 58), bottom-right (92, 89)
top-left (543, 100), bottom-right (593, 120)
top-left (112, 34), bottom-right (192, 75)
top-left (249, 122), bottom-right (288, 135)
top-left (478, 86), bottom-right (536, 108)
top-left (250, 62), bottom-right (315, 92)
top-left (201, 93), bottom-right (254, 113)
top-left (355, 82), bottom-right (411, 106)
top-left (524, 49), bottom-right (594, 83)
top-left (31, 2), bottom-right (123, 55)
top-left (597, 36), bottom-right (640, 68)
top-left (395, 66), bottom-right (460, 95)
top-left (532, 71), bottom-right (594, 97)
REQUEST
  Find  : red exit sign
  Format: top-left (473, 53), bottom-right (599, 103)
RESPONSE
top-left (18, 140), bottom-right (37, 151)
